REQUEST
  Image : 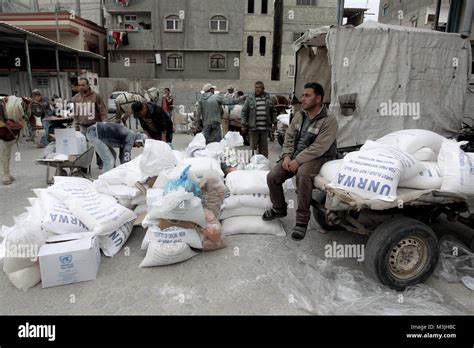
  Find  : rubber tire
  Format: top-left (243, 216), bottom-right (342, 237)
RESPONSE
top-left (365, 217), bottom-right (439, 291)
top-left (277, 133), bottom-right (285, 147)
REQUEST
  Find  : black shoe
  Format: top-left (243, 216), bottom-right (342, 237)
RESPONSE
top-left (262, 208), bottom-right (287, 222)
top-left (291, 224), bottom-right (308, 241)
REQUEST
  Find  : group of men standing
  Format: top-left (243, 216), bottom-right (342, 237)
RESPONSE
top-left (193, 81), bottom-right (276, 158)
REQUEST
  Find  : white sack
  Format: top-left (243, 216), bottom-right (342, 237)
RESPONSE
top-left (141, 226), bottom-right (202, 250)
top-left (140, 242), bottom-right (197, 267)
top-left (438, 139), bottom-right (474, 195)
top-left (222, 216), bottom-right (286, 237)
top-left (186, 133), bottom-right (206, 157)
top-left (173, 150), bottom-right (189, 163)
top-left (413, 147), bottom-right (438, 162)
top-left (181, 157), bottom-right (224, 178)
top-left (139, 140), bottom-right (176, 176)
top-left (147, 189), bottom-right (206, 227)
top-left (399, 162), bottom-right (443, 190)
top-left (320, 160), bottom-right (344, 182)
top-left (131, 194), bottom-right (146, 206)
top-left (220, 207), bottom-right (267, 220)
top-left (7, 263), bottom-right (41, 291)
top-left (376, 129), bottom-right (445, 154)
top-left (222, 193), bottom-right (272, 210)
top-left (153, 164), bottom-right (199, 189)
top-left (360, 141), bottom-right (424, 181)
top-left (93, 180), bottom-right (140, 199)
top-left (48, 177), bottom-right (136, 235)
top-left (225, 171), bottom-right (270, 195)
top-left (98, 221), bottom-right (134, 258)
top-left (99, 155), bottom-right (147, 187)
top-left (331, 149), bottom-right (403, 201)
top-left (224, 132), bottom-right (244, 148)
top-left (146, 188), bottom-right (165, 210)
top-left (134, 204), bottom-right (147, 215)
top-left (34, 189), bottom-right (89, 235)
top-left (244, 155), bottom-right (271, 171)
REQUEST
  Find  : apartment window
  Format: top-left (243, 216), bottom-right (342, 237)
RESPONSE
top-left (124, 15), bottom-right (137, 22)
top-left (36, 78), bottom-right (49, 87)
top-left (261, 0), bottom-right (268, 14)
top-left (383, 4), bottom-right (389, 16)
top-left (210, 16), bottom-right (228, 32)
top-left (145, 58), bottom-right (155, 64)
top-left (259, 36), bottom-right (266, 56)
top-left (165, 15), bottom-right (183, 31)
top-left (247, 36), bottom-right (254, 56)
top-left (210, 54), bottom-right (226, 70)
top-left (296, 0), bottom-right (317, 6)
top-left (288, 64), bottom-right (295, 78)
top-left (248, 0), bottom-right (255, 14)
top-left (167, 53), bottom-right (183, 70)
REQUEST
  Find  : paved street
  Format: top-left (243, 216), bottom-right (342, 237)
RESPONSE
top-left (0, 128), bottom-right (473, 315)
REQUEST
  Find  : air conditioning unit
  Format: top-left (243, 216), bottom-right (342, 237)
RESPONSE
top-left (155, 54), bottom-right (162, 65)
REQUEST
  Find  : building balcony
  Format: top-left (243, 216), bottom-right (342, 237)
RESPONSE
top-left (107, 29), bottom-right (154, 50)
top-left (105, 0), bottom-right (154, 13)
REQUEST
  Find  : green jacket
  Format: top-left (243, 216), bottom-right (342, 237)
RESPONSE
top-left (281, 106), bottom-right (338, 164)
top-left (194, 92), bottom-right (240, 128)
top-left (241, 92), bottom-right (277, 131)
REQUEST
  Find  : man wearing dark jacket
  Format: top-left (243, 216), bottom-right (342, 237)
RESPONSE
top-left (263, 82), bottom-right (338, 241)
top-left (241, 81), bottom-right (277, 158)
top-left (132, 101), bottom-right (173, 143)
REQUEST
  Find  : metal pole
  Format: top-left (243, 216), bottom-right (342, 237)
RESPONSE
top-left (25, 38), bottom-right (33, 95)
top-left (434, 0), bottom-right (442, 31)
top-left (76, 53), bottom-right (81, 78)
top-left (75, 0), bottom-right (81, 17)
top-left (55, 48), bottom-right (62, 97)
top-left (337, 0), bottom-right (345, 26)
top-left (55, 3), bottom-right (61, 43)
top-left (460, 0), bottom-right (473, 38)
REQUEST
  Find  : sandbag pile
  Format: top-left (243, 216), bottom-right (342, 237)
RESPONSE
top-left (221, 170), bottom-right (286, 237)
top-left (321, 130), bottom-right (474, 201)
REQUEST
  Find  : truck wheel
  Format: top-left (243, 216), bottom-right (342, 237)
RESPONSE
top-left (365, 217), bottom-right (439, 291)
top-left (277, 133), bottom-right (285, 147)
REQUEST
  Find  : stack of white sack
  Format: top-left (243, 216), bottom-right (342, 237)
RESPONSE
top-left (185, 132), bottom-right (246, 171)
top-left (320, 130), bottom-right (473, 201)
top-left (1, 203), bottom-right (49, 291)
top-left (244, 155), bottom-right (271, 171)
top-left (47, 177), bottom-right (136, 257)
top-left (140, 167), bottom-right (227, 267)
top-left (221, 170), bottom-right (286, 237)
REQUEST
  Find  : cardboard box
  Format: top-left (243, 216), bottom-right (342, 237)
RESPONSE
top-left (56, 129), bottom-right (87, 156)
top-left (173, 114), bottom-right (189, 125)
top-left (159, 219), bottom-right (197, 230)
top-left (38, 232), bottom-right (101, 289)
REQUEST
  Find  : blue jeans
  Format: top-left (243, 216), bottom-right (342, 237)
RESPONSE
top-left (85, 125), bottom-right (115, 173)
top-left (40, 119), bottom-right (51, 146)
top-left (202, 122), bottom-right (222, 145)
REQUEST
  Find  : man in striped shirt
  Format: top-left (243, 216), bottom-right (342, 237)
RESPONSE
top-left (241, 81), bottom-right (277, 158)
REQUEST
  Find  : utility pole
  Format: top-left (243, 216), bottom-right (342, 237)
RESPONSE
top-left (336, 0), bottom-right (345, 26)
top-left (75, 0), bottom-right (81, 17)
top-left (31, 0), bottom-right (39, 12)
top-left (55, 2), bottom-right (62, 97)
top-left (271, 0), bottom-right (283, 81)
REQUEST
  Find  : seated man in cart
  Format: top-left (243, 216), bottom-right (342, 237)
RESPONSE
top-left (263, 82), bottom-right (338, 241)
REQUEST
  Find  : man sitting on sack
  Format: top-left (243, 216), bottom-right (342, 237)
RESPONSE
top-left (263, 82), bottom-right (338, 241)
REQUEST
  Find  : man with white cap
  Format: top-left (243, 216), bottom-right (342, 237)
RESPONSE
top-left (224, 85), bottom-right (238, 99)
top-left (194, 83), bottom-right (242, 144)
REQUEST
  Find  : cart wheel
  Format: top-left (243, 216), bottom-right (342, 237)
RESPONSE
top-left (365, 217), bottom-right (439, 291)
top-left (277, 133), bottom-right (285, 147)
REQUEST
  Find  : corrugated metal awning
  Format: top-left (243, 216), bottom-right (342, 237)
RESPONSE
top-left (0, 21), bottom-right (105, 60)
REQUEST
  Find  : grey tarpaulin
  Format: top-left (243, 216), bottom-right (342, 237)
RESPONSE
top-left (293, 21), bottom-right (472, 149)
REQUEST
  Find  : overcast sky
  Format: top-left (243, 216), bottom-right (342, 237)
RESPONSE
top-left (345, 0), bottom-right (380, 22)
